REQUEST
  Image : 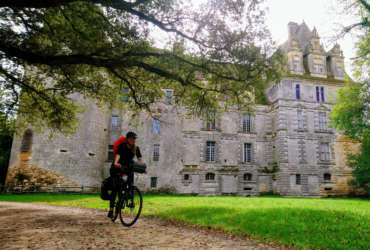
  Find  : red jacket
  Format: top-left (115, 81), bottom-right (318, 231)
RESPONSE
top-left (113, 136), bottom-right (126, 157)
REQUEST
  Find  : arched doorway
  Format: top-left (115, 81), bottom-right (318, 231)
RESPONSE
top-left (20, 129), bottom-right (33, 153)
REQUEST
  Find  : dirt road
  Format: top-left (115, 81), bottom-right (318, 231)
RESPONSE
top-left (0, 202), bottom-right (282, 249)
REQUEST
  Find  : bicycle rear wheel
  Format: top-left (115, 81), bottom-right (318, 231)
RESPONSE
top-left (119, 186), bottom-right (143, 227)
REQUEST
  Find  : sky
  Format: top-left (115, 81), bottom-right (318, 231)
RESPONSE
top-left (151, 0), bottom-right (360, 77)
top-left (263, 0), bottom-right (359, 76)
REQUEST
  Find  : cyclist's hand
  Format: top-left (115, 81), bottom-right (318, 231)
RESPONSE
top-left (114, 163), bottom-right (122, 168)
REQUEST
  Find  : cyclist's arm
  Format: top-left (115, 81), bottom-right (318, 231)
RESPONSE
top-left (136, 147), bottom-right (144, 163)
top-left (114, 154), bottom-right (121, 167)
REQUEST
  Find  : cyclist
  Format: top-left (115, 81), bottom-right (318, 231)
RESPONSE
top-left (108, 131), bottom-right (144, 218)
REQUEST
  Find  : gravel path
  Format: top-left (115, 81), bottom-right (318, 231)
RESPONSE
top-left (0, 201), bottom-right (284, 250)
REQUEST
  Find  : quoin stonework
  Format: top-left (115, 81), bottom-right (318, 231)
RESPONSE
top-left (8, 22), bottom-right (358, 196)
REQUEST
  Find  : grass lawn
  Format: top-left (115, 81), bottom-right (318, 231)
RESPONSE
top-left (0, 193), bottom-right (369, 249)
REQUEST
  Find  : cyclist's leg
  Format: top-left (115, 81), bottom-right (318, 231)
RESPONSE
top-left (109, 167), bottom-right (120, 209)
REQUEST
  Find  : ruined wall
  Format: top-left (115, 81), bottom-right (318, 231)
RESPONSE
top-left (7, 95), bottom-right (110, 187)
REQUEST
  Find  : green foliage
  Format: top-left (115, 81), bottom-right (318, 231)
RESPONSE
top-left (329, 80), bottom-right (369, 141)
top-left (331, 0), bottom-right (370, 191)
top-left (0, 194), bottom-right (369, 249)
top-left (348, 136), bottom-right (370, 191)
top-left (0, 112), bottom-right (14, 185)
top-left (0, 0), bottom-right (284, 134)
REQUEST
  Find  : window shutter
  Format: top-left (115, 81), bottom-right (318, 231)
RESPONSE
top-left (251, 115), bottom-right (255, 133)
top-left (240, 143), bottom-right (244, 163)
top-left (204, 142), bottom-right (208, 161)
top-left (252, 143), bottom-right (255, 163)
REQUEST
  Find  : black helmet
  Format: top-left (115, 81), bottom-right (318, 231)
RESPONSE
top-left (126, 131), bottom-right (137, 139)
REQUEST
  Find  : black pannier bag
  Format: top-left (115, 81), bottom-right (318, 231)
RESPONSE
top-left (100, 176), bottom-right (113, 200)
top-left (131, 161), bottom-right (147, 174)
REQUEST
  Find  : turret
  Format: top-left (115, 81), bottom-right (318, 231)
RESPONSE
top-left (305, 27), bottom-right (327, 78)
top-left (327, 44), bottom-right (345, 80)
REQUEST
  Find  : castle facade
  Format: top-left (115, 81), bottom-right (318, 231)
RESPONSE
top-left (8, 22), bottom-right (356, 196)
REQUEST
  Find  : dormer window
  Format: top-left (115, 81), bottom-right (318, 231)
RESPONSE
top-left (336, 62), bottom-right (344, 77)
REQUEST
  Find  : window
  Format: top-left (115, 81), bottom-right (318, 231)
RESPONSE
top-left (151, 177), bottom-right (157, 188)
top-left (313, 63), bottom-right (324, 73)
top-left (296, 84), bottom-right (300, 100)
top-left (324, 173), bottom-right (331, 182)
top-left (297, 110), bottom-right (304, 129)
top-left (316, 86), bottom-right (320, 102)
top-left (244, 173), bottom-right (252, 181)
top-left (320, 143), bottom-right (330, 161)
top-left (243, 143), bottom-right (252, 163)
top-left (153, 144), bottom-right (160, 161)
top-left (296, 174), bottom-right (301, 185)
top-left (108, 145), bottom-right (114, 161)
top-left (205, 141), bottom-right (216, 162)
top-left (122, 88), bottom-right (128, 102)
top-left (111, 116), bottom-right (119, 130)
top-left (242, 114), bottom-right (252, 133)
top-left (336, 63), bottom-right (344, 76)
top-left (153, 119), bottom-right (160, 134)
top-left (205, 172), bottom-right (215, 181)
top-left (206, 111), bottom-right (216, 130)
top-left (319, 112), bottom-right (327, 131)
top-left (320, 87), bottom-right (325, 102)
top-left (184, 174), bottom-right (190, 180)
top-left (292, 60), bottom-right (299, 71)
top-left (165, 90), bottom-right (173, 104)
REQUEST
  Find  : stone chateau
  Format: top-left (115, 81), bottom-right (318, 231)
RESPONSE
top-left (8, 22), bottom-right (357, 196)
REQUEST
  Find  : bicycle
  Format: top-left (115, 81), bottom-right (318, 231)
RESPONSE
top-left (111, 161), bottom-right (146, 227)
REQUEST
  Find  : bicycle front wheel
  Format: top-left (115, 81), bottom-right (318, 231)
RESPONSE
top-left (119, 186), bottom-right (143, 227)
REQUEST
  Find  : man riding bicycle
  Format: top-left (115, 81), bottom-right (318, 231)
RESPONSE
top-left (108, 131), bottom-right (144, 218)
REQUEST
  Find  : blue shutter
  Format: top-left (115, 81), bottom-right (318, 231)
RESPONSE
top-left (296, 84), bottom-right (300, 100)
top-left (316, 86), bottom-right (320, 102)
top-left (320, 87), bottom-right (325, 102)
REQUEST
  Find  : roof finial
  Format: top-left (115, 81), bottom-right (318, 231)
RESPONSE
top-left (312, 26), bottom-right (319, 38)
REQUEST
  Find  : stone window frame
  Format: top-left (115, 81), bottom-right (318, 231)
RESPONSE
top-left (107, 145), bottom-right (114, 161)
top-left (243, 173), bottom-right (253, 181)
top-left (318, 112), bottom-right (328, 131)
top-left (150, 177), bottom-right (158, 188)
top-left (165, 89), bottom-right (173, 104)
top-left (323, 173), bottom-right (331, 182)
top-left (153, 118), bottom-right (160, 134)
top-left (243, 143), bottom-right (253, 163)
top-left (319, 143), bottom-right (330, 162)
top-left (205, 141), bottom-right (216, 162)
top-left (296, 174), bottom-right (301, 185)
top-left (111, 115), bottom-right (120, 130)
top-left (204, 111), bottom-right (217, 131)
top-left (153, 144), bottom-right (160, 161)
top-left (205, 172), bottom-right (216, 181)
top-left (241, 113), bottom-right (255, 134)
